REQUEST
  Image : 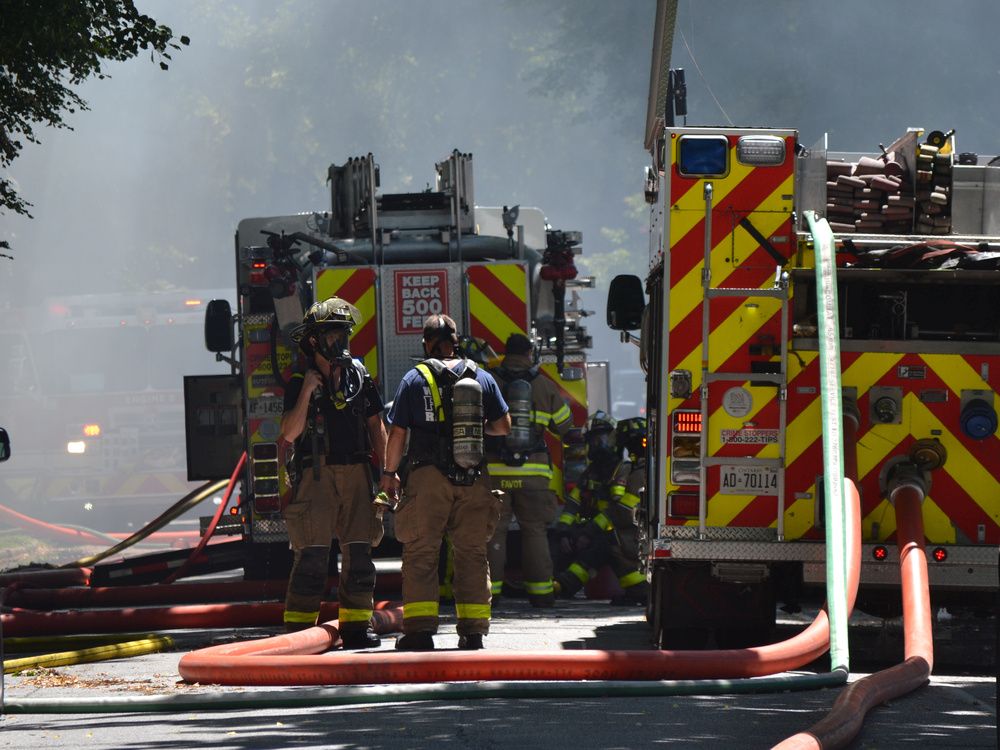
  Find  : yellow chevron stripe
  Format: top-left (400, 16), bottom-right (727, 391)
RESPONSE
top-left (669, 175), bottom-right (795, 338)
top-left (919, 353), bottom-right (990, 395)
top-left (469, 284), bottom-right (523, 348)
top-left (487, 264), bottom-right (528, 301)
top-left (908, 395), bottom-right (1000, 535)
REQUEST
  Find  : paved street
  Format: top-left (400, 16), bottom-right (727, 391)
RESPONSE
top-left (0, 594), bottom-right (995, 749)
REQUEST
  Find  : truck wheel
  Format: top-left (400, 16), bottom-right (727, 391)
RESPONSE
top-left (714, 624), bottom-right (775, 649)
top-left (661, 627), bottom-right (710, 650)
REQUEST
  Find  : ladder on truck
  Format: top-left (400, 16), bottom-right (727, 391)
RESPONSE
top-left (697, 181), bottom-right (790, 540)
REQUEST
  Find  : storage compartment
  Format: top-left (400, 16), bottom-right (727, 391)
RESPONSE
top-left (792, 268), bottom-right (1000, 352)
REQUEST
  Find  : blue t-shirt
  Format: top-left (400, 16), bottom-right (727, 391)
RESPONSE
top-left (387, 359), bottom-right (508, 430)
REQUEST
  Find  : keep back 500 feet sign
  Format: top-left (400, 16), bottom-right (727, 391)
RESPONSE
top-left (394, 269), bottom-right (448, 334)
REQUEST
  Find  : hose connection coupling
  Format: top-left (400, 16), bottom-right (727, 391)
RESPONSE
top-left (885, 460), bottom-right (929, 503)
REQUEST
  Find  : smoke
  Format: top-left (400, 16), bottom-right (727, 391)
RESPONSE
top-left (1, 1), bottom-right (998, 528)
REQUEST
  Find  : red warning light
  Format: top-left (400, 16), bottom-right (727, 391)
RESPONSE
top-left (673, 410), bottom-right (702, 434)
top-left (872, 545), bottom-right (888, 561)
top-left (932, 547), bottom-right (948, 563)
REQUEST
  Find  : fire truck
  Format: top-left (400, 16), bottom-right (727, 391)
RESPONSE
top-left (0, 290), bottom-right (232, 530)
top-left (192, 150), bottom-right (595, 571)
top-left (606, 11), bottom-right (1000, 649)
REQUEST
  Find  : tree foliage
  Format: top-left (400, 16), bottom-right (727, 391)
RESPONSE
top-left (0, 0), bottom-right (189, 251)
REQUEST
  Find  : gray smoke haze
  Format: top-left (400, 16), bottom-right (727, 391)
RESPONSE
top-left (1, 0), bottom-right (998, 532)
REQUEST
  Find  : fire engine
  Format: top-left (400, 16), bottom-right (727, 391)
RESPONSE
top-left (192, 150), bottom-right (595, 572)
top-left (606, 16), bottom-right (1000, 648)
top-left (0, 290), bottom-right (232, 530)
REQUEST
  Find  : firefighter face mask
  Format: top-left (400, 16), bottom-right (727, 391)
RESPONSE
top-left (313, 329), bottom-right (351, 365)
top-left (587, 430), bottom-right (617, 462)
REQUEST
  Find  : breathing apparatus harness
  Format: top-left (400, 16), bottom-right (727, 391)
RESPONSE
top-left (411, 358), bottom-right (484, 486)
top-left (488, 364), bottom-right (547, 467)
top-left (287, 297), bottom-right (370, 482)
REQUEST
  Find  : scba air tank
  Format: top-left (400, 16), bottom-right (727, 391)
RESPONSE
top-left (452, 378), bottom-right (484, 469)
top-left (505, 378), bottom-right (533, 451)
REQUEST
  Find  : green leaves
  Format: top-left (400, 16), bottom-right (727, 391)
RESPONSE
top-left (0, 0), bottom-right (190, 247)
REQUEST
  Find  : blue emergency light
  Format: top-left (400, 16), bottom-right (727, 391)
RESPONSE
top-left (677, 135), bottom-right (729, 177)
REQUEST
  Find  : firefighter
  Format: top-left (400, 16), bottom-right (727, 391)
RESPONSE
top-left (486, 333), bottom-right (573, 608)
top-left (280, 297), bottom-right (388, 648)
top-left (605, 417), bottom-right (651, 606)
top-left (381, 314), bottom-right (511, 651)
top-left (552, 410), bottom-right (633, 600)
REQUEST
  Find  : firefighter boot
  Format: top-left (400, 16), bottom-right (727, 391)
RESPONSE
top-left (395, 632), bottom-right (436, 651)
top-left (340, 627), bottom-right (381, 649)
top-left (610, 580), bottom-right (650, 607)
top-left (528, 592), bottom-right (555, 608)
top-left (457, 633), bottom-right (484, 650)
top-left (554, 563), bottom-right (589, 599)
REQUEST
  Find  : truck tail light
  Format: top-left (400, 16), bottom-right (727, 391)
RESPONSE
top-left (670, 410), bottom-right (702, 485)
top-left (668, 492), bottom-right (699, 519)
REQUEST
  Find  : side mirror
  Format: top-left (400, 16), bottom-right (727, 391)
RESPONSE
top-left (204, 299), bottom-right (234, 353)
top-left (607, 274), bottom-right (645, 331)
top-left (0, 427), bottom-right (10, 462)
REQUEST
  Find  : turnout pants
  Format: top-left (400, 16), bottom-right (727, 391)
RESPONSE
top-left (394, 465), bottom-right (501, 636)
top-left (282, 462), bottom-right (381, 635)
top-left (487, 486), bottom-right (558, 597)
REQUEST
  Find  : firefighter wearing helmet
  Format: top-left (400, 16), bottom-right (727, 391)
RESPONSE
top-left (485, 333), bottom-right (574, 608)
top-left (552, 411), bottom-right (649, 604)
top-left (381, 314), bottom-right (511, 651)
top-left (280, 296), bottom-right (388, 647)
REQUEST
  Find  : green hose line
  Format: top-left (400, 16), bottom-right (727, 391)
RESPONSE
top-left (64, 479), bottom-right (228, 569)
top-left (805, 210), bottom-right (850, 673)
top-left (2, 633), bottom-right (161, 654)
top-left (3, 636), bottom-right (174, 674)
top-left (1, 669), bottom-right (848, 714)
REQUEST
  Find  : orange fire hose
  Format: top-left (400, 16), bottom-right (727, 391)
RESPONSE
top-left (176, 479), bottom-right (860, 686)
top-left (775, 476), bottom-right (933, 749)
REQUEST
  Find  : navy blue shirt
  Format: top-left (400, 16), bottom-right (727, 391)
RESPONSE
top-left (387, 359), bottom-right (508, 430)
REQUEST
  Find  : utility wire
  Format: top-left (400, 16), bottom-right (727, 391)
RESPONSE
top-left (678, 25), bottom-right (733, 126)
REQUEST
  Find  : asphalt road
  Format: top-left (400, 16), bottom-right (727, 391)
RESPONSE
top-left (0, 593), bottom-right (995, 749)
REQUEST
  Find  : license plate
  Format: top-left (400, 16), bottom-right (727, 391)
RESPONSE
top-left (719, 465), bottom-right (779, 495)
top-left (249, 397), bottom-right (284, 419)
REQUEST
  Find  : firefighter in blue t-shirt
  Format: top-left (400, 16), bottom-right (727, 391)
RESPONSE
top-left (380, 314), bottom-right (510, 651)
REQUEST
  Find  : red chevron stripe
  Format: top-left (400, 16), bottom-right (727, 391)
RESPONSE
top-left (327, 268), bottom-right (375, 305)
top-left (669, 163), bottom-right (794, 286)
top-left (726, 495), bottom-right (779, 528)
top-left (784, 434), bottom-right (825, 540)
top-left (352, 316), bottom-right (377, 361)
top-left (467, 266), bottom-right (528, 330)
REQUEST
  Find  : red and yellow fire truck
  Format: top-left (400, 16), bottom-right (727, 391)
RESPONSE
top-left (194, 151), bottom-right (595, 566)
top-left (608, 50), bottom-right (1000, 645)
top-left (0, 290), bottom-right (232, 530)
